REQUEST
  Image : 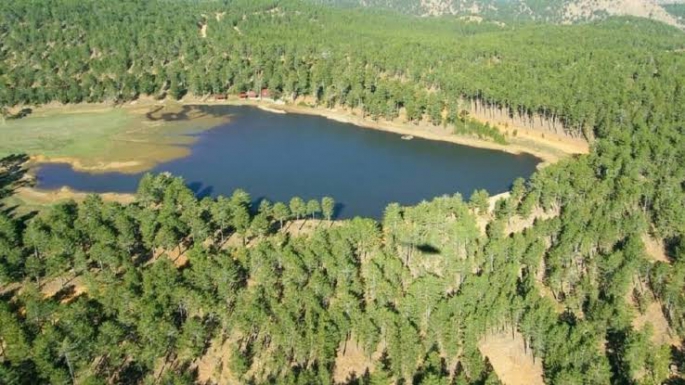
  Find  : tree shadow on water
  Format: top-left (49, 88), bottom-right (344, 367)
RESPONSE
top-left (187, 181), bottom-right (214, 199)
top-left (332, 202), bottom-right (345, 220)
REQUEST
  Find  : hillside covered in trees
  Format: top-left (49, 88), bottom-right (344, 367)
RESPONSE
top-left (2, 0), bottom-right (685, 140)
top-left (318, 0), bottom-right (684, 27)
top-left (1, 0), bottom-right (685, 384)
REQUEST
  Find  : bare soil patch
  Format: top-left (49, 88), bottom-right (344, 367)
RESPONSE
top-left (642, 233), bottom-right (671, 264)
top-left (151, 246), bottom-right (189, 268)
top-left (505, 206), bottom-right (559, 235)
top-left (632, 302), bottom-right (679, 346)
top-left (469, 113), bottom-right (589, 163)
top-left (479, 330), bottom-right (544, 385)
top-left (193, 336), bottom-right (237, 384)
top-left (476, 193), bottom-right (559, 236)
top-left (281, 219), bottom-right (338, 238)
top-left (334, 337), bottom-right (374, 384)
top-left (563, 0), bottom-right (682, 29)
top-left (488, 192), bottom-right (510, 213)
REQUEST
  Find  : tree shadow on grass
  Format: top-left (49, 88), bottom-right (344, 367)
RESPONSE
top-left (664, 235), bottom-right (683, 264)
top-left (606, 328), bottom-right (633, 385)
top-left (53, 284), bottom-right (79, 303)
top-left (0, 154), bottom-right (35, 218)
top-left (4, 107), bottom-right (33, 121)
top-left (0, 153), bottom-right (31, 196)
top-left (145, 104), bottom-right (234, 123)
top-left (669, 344), bottom-right (685, 384)
top-left (415, 243), bottom-right (441, 254)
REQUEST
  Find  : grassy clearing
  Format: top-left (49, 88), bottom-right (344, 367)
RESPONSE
top-left (0, 102), bottom-right (229, 173)
top-left (0, 108), bottom-right (133, 158)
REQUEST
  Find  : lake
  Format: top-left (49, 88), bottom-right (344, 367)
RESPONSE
top-left (35, 105), bottom-right (540, 218)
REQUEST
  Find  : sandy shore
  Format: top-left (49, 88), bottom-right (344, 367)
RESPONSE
top-left (29, 155), bottom-right (148, 174)
top-left (257, 105), bottom-right (287, 114)
top-left (213, 98), bottom-right (588, 167)
top-left (14, 185), bottom-right (136, 205)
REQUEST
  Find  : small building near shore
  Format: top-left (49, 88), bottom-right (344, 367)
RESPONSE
top-left (238, 89), bottom-right (273, 99)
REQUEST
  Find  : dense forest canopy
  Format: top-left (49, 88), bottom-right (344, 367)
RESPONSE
top-left (1, 0), bottom-right (685, 384)
top-left (1, 0), bottom-right (684, 140)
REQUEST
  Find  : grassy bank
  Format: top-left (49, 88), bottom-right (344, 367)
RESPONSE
top-left (1, 101), bottom-right (230, 174)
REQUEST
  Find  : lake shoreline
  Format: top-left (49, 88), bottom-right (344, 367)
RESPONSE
top-left (10, 98), bottom-right (543, 212)
top-left (14, 96), bottom-right (588, 175)
top-left (11, 179), bottom-right (517, 217)
top-left (201, 97), bottom-right (589, 168)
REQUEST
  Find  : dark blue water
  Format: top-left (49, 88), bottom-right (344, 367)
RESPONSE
top-left (36, 105), bottom-right (540, 218)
